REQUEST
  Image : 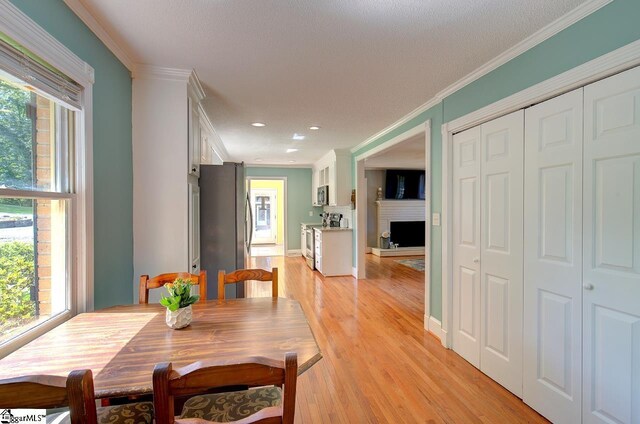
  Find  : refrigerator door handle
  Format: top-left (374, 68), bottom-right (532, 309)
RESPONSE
top-left (246, 193), bottom-right (253, 253)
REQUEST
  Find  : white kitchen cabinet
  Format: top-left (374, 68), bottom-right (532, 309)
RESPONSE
top-left (313, 228), bottom-right (352, 276)
top-left (312, 149), bottom-right (352, 206)
top-left (132, 66), bottom-right (207, 301)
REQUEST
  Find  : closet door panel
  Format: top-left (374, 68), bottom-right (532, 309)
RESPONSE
top-left (583, 66), bottom-right (640, 424)
top-left (523, 88), bottom-right (583, 424)
top-left (452, 126), bottom-right (482, 367)
top-left (480, 110), bottom-right (524, 397)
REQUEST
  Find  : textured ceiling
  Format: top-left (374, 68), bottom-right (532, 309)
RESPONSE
top-left (78, 0), bottom-right (586, 165)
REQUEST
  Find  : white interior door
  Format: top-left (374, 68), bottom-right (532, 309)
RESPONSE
top-left (583, 66), bottom-right (640, 424)
top-left (479, 110), bottom-right (524, 397)
top-left (452, 126), bottom-right (482, 368)
top-left (523, 88), bottom-right (583, 423)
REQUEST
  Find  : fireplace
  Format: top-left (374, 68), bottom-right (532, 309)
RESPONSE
top-left (375, 199), bottom-right (425, 248)
top-left (390, 221), bottom-right (425, 247)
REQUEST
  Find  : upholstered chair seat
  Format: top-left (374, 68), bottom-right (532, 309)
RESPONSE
top-left (179, 387), bottom-right (282, 422)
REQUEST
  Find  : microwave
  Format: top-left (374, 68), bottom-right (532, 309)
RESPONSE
top-left (317, 185), bottom-right (329, 205)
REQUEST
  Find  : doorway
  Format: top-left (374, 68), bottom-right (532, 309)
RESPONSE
top-left (354, 122), bottom-right (431, 298)
top-left (247, 178), bottom-right (286, 257)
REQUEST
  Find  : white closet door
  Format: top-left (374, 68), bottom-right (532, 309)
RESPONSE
top-left (480, 110), bottom-right (524, 397)
top-left (583, 66), bottom-right (640, 424)
top-left (452, 126), bottom-right (482, 367)
top-left (523, 89), bottom-right (583, 423)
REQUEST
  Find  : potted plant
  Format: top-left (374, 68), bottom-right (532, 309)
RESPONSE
top-left (160, 278), bottom-right (199, 329)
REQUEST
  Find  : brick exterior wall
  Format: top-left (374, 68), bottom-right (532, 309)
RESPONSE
top-left (35, 95), bottom-right (52, 316)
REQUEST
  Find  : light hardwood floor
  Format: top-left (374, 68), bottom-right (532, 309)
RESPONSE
top-left (247, 254), bottom-right (548, 424)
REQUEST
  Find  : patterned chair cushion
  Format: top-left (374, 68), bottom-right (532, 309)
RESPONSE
top-left (180, 387), bottom-right (282, 422)
top-left (47, 401), bottom-right (153, 424)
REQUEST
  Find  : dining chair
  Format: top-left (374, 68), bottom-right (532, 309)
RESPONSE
top-left (139, 270), bottom-right (207, 304)
top-left (153, 352), bottom-right (297, 424)
top-left (0, 369), bottom-right (153, 424)
top-left (217, 268), bottom-right (278, 300)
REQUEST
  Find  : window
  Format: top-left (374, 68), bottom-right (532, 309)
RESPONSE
top-left (0, 71), bottom-right (75, 345)
top-left (0, 14), bottom-right (93, 353)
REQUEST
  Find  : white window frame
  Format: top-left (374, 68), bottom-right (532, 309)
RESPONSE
top-left (0, 2), bottom-right (94, 357)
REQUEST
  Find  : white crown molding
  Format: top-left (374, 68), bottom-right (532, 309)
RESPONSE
top-left (132, 64), bottom-right (192, 81)
top-left (447, 38), bottom-right (640, 132)
top-left (133, 66), bottom-right (206, 102)
top-left (436, 0), bottom-right (613, 102)
top-left (188, 69), bottom-right (206, 103)
top-left (63, 0), bottom-right (135, 71)
top-left (0, 1), bottom-right (94, 85)
top-left (350, 0), bottom-right (612, 154)
top-left (350, 97), bottom-right (439, 154)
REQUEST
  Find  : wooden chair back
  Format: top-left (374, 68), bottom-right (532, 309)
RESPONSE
top-left (153, 352), bottom-right (298, 424)
top-left (0, 370), bottom-right (97, 424)
top-left (139, 270), bottom-right (207, 304)
top-left (217, 268), bottom-right (278, 300)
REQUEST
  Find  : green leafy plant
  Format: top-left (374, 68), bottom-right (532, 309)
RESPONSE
top-left (0, 241), bottom-right (36, 334)
top-left (159, 278), bottom-right (199, 312)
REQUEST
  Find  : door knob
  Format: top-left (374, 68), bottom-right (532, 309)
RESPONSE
top-left (583, 283), bottom-right (594, 290)
top-left (473, 257), bottom-right (480, 264)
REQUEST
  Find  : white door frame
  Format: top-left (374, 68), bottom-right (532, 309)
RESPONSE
top-left (440, 39), bottom-right (640, 348)
top-left (354, 120), bottom-right (431, 317)
top-left (246, 177), bottom-right (287, 254)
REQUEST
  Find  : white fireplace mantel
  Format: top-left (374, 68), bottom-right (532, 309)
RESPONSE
top-left (376, 200), bottom-right (425, 246)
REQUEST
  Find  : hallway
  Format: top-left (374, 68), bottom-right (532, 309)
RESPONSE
top-left (247, 254), bottom-right (547, 423)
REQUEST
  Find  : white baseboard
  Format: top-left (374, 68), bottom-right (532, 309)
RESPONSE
top-left (287, 249), bottom-right (301, 256)
top-left (424, 315), bottom-right (446, 344)
top-left (365, 247), bottom-right (372, 254)
top-left (352, 267), bottom-right (357, 278)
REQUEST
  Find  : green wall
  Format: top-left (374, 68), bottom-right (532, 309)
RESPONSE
top-left (353, 0), bottom-right (640, 321)
top-left (10, 0), bottom-right (133, 308)
top-left (246, 167), bottom-right (323, 250)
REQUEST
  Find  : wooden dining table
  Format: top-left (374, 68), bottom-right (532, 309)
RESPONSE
top-left (0, 297), bottom-right (322, 398)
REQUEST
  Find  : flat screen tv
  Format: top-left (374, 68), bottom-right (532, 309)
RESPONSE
top-left (385, 170), bottom-right (425, 199)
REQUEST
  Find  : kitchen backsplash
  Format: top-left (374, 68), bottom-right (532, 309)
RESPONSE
top-left (323, 205), bottom-right (353, 227)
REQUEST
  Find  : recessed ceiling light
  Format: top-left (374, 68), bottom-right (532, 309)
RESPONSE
top-left (286, 148), bottom-right (298, 153)
top-left (288, 160), bottom-right (296, 163)
top-left (309, 126), bottom-right (320, 130)
top-left (251, 122), bottom-right (266, 127)
top-left (292, 133), bottom-right (305, 140)
top-left (254, 158), bottom-right (263, 162)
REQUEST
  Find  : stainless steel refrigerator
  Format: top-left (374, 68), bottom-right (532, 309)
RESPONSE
top-left (199, 163), bottom-right (250, 299)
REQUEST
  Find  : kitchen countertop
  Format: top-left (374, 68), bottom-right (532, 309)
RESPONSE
top-left (301, 222), bottom-right (323, 226)
top-left (314, 227), bottom-right (353, 232)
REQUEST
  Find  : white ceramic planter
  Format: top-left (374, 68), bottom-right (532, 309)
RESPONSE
top-left (165, 305), bottom-right (192, 329)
